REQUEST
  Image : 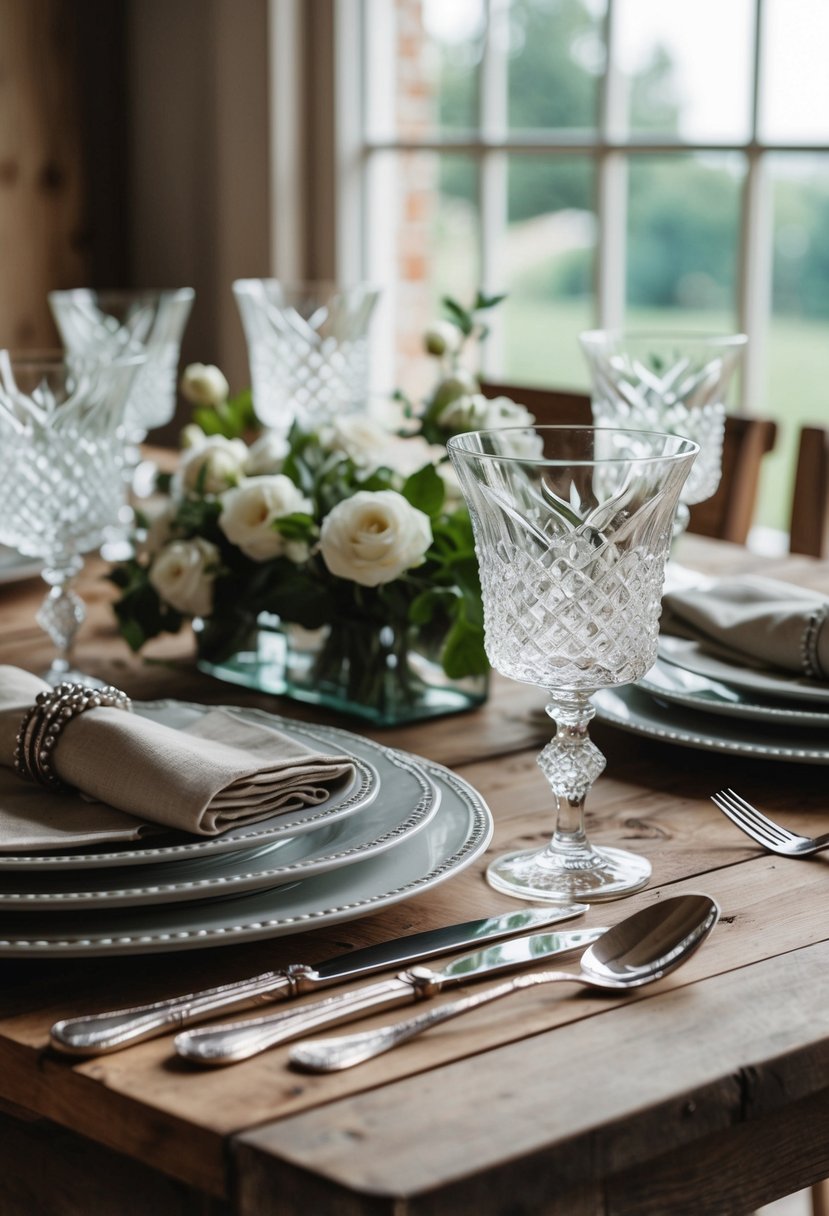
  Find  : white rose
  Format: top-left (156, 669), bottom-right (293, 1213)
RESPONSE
top-left (436, 459), bottom-right (463, 508)
top-left (149, 538), bottom-right (219, 617)
top-left (180, 423), bottom-right (207, 451)
top-left (244, 430), bottom-right (290, 476)
top-left (479, 394), bottom-right (536, 429)
top-left (136, 498), bottom-right (176, 560)
top-left (180, 363), bottom-right (230, 408)
top-left (382, 435), bottom-right (447, 479)
top-left (218, 475), bottom-right (312, 561)
top-left (177, 435), bottom-right (248, 495)
top-left (436, 392), bottom-right (492, 432)
top-left (322, 414), bottom-right (392, 472)
top-left (319, 490), bottom-right (432, 587)
top-left (438, 392), bottom-right (536, 433)
top-left (423, 320), bottom-right (464, 357)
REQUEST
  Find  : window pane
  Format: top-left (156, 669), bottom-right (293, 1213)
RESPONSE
top-left (614, 0), bottom-right (753, 142)
top-left (759, 0), bottom-right (829, 143)
top-left (418, 0), bottom-right (485, 135)
top-left (368, 151), bottom-right (481, 394)
top-left (756, 154), bottom-right (829, 533)
top-left (507, 0), bottom-right (605, 133)
top-left (499, 155), bottom-right (596, 387)
top-left (626, 154), bottom-right (744, 336)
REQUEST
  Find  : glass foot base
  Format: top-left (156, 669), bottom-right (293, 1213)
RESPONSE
top-left (42, 664), bottom-right (107, 689)
top-left (486, 844), bottom-right (652, 903)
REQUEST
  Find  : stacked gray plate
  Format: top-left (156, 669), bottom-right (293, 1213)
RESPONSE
top-left (593, 635), bottom-right (829, 765)
top-left (0, 702), bottom-right (493, 957)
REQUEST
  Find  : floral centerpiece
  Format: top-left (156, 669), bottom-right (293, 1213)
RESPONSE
top-left (110, 294), bottom-right (535, 724)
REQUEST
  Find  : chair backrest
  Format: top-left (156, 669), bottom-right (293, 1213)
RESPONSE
top-left (481, 379), bottom-right (777, 546)
top-left (789, 425), bottom-right (829, 558)
top-left (481, 379), bottom-right (591, 425)
top-left (686, 414), bottom-right (778, 545)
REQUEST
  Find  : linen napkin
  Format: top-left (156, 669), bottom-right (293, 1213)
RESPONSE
top-left (0, 666), bottom-right (356, 852)
top-left (661, 577), bottom-right (829, 680)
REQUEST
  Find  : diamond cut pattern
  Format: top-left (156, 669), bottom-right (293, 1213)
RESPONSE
top-left (481, 539), bottom-right (664, 690)
top-left (582, 339), bottom-right (744, 507)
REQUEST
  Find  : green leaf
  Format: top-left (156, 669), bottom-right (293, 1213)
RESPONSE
top-left (474, 290), bottom-right (508, 312)
top-left (273, 512), bottom-right (317, 542)
top-left (263, 563), bottom-right (336, 629)
top-left (441, 615), bottom-right (488, 678)
top-left (193, 388), bottom-right (256, 439)
top-left (401, 463), bottom-right (445, 516)
top-left (409, 587), bottom-right (456, 626)
top-left (441, 296), bottom-right (474, 335)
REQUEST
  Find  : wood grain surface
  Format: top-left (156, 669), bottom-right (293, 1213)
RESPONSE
top-left (0, 533), bottom-right (826, 1214)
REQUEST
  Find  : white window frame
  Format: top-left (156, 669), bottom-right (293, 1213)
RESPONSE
top-left (331, 0), bottom-right (829, 413)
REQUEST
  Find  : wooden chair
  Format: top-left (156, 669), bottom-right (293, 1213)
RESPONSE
top-left (789, 425), bottom-right (829, 558)
top-left (481, 379), bottom-right (777, 546)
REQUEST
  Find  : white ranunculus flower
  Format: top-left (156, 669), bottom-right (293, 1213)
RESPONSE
top-left (319, 490), bottom-right (432, 588)
top-left (218, 475), bottom-right (312, 561)
top-left (180, 363), bottom-right (230, 408)
top-left (244, 430), bottom-right (290, 476)
top-left (149, 538), bottom-right (219, 617)
top-left (177, 434), bottom-right (248, 496)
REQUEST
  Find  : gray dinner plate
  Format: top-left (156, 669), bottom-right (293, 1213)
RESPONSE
top-left (0, 704), bottom-right (388, 870)
top-left (0, 757), bottom-right (493, 956)
top-left (0, 737), bottom-right (439, 908)
top-left (658, 635), bottom-right (829, 706)
top-left (594, 683), bottom-right (829, 765)
top-left (639, 658), bottom-right (829, 727)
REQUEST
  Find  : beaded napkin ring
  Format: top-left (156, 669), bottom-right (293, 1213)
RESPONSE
top-left (800, 605), bottom-right (828, 681)
top-left (13, 682), bottom-right (132, 794)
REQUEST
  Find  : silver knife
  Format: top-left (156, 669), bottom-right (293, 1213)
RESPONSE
top-left (49, 903), bottom-right (588, 1056)
top-left (174, 924), bottom-right (606, 1066)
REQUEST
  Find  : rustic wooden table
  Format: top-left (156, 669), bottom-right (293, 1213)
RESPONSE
top-left (0, 535), bottom-right (827, 1216)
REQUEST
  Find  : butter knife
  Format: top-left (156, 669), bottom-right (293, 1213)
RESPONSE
top-left (50, 903), bottom-right (588, 1056)
top-left (174, 925), bottom-right (605, 1066)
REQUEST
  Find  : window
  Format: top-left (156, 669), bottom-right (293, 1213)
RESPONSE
top-left (345, 0), bottom-right (829, 539)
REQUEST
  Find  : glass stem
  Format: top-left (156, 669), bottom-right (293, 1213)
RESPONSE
top-left (539, 693), bottom-right (606, 859)
top-left (36, 554), bottom-right (85, 678)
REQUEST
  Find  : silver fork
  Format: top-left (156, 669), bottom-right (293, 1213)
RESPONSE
top-left (710, 789), bottom-right (829, 857)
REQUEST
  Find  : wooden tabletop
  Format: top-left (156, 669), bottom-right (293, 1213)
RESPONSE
top-left (0, 534), bottom-right (827, 1216)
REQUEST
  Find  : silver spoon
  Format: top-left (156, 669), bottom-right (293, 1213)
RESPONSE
top-left (289, 892), bottom-right (720, 1073)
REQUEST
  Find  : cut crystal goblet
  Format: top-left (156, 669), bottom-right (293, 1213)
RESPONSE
top-left (0, 351), bottom-right (143, 685)
top-left (233, 280), bottom-right (380, 431)
top-left (579, 330), bottom-right (746, 539)
top-left (448, 425), bottom-right (698, 902)
top-left (49, 288), bottom-right (195, 444)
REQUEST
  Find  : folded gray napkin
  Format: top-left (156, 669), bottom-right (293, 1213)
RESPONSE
top-left (661, 576), bottom-right (829, 680)
top-left (0, 666), bottom-right (355, 852)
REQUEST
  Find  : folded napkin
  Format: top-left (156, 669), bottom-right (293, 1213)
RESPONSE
top-left (0, 666), bottom-right (355, 852)
top-left (661, 577), bottom-right (829, 680)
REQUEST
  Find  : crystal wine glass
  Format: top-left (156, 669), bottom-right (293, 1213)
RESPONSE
top-left (233, 280), bottom-right (380, 431)
top-left (448, 425), bottom-right (698, 902)
top-left (578, 330), bottom-right (746, 540)
top-left (49, 288), bottom-right (195, 445)
top-left (0, 351), bottom-right (143, 685)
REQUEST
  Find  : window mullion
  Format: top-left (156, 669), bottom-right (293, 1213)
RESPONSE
top-left (479, 0), bottom-right (508, 376)
top-left (737, 0), bottom-right (771, 414)
top-left (596, 0), bottom-right (626, 329)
